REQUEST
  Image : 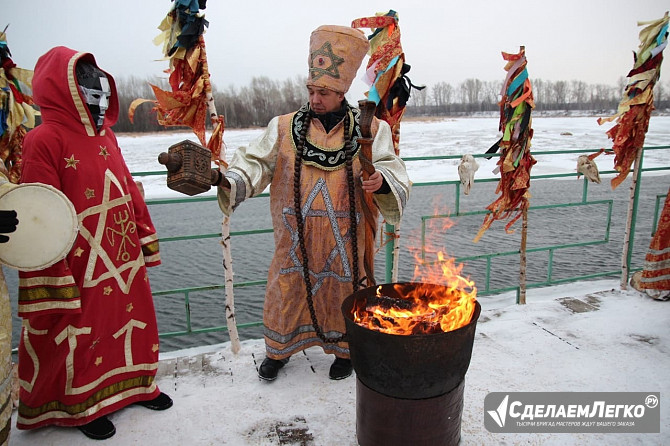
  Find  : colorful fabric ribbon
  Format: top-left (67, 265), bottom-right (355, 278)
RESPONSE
top-left (475, 47), bottom-right (537, 243)
top-left (352, 10), bottom-right (424, 155)
top-left (598, 12), bottom-right (669, 190)
top-left (0, 32), bottom-right (40, 183)
top-left (129, 2), bottom-right (224, 162)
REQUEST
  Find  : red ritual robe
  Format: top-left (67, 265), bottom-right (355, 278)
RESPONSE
top-left (15, 47), bottom-right (162, 429)
top-left (639, 187), bottom-right (670, 298)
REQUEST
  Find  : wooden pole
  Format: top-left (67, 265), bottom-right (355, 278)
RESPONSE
top-left (620, 146), bottom-right (644, 290)
top-left (391, 225), bottom-right (400, 282)
top-left (199, 36), bottom-right (241, 354)
top-left (518, 207), bottom-right (528, 304)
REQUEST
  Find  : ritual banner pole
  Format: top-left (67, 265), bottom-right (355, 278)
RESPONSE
top-left (620, 147), bottom-right (644, 289)
top-left (519, 208), bottom-right (528, 304)
top-left (199, 36), bottom-right (241, 354)
top-left (131, 3), bottom-right (241, 353)
top-left (596, 12), bottom-right (668, 289)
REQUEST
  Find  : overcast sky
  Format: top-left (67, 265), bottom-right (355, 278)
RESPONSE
top-left (3, 0), bottom-right (669, 101)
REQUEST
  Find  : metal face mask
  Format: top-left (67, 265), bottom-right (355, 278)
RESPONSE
top-left (76, 62), bottom-right (111, 131)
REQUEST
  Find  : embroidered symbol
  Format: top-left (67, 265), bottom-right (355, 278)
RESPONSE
top-left (309, 42), bottom-right (344, 80)
top-left (281, 178), bottom-right (359, 293)
top-left (79, 169), bottom-right (141, 293)
top-left (99, 146), bottom-right (110, 159)
top-left (106, 210), bottom-right (137, 262)
top-left (85, 188), bottom-right (95, 199)
top-left (64, 154), bottom-right (80, 169)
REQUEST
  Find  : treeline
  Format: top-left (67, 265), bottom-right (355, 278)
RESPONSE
top-left (406, 78), bottom-right (670, 116)
top-left (115, 75), bottom-right (309, 133)
top-left (112, 75), bottom-right (670, 133)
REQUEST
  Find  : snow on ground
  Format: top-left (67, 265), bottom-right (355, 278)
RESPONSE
top-left (9, 279), bottom-right (670, 445)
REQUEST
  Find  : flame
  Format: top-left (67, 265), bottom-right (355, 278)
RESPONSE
top-left (353, 213), bottom-right (477, 335)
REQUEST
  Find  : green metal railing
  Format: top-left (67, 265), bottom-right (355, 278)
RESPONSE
top-left (138, 145), bottom-right (669, 341)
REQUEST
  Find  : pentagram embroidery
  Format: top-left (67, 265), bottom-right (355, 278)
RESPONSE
top-left (99, 146), bottom-right (110, 159)
top-left (280, 178), bottom-right (360, 293)
top-left (77, 168), bottom-right (143, 294)
top-left (85, 188), bottom-right (95, 199)
top-left (64, 155), bottom-right (80, 169)
top-left (309, 42), bottom-right (344, 81)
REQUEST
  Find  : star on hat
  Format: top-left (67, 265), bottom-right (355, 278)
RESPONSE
top-left (310, 42), bottom-right (344, 81)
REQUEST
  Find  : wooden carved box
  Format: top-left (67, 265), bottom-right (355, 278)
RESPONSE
top-left (158, 139), bottom-right (216, 196)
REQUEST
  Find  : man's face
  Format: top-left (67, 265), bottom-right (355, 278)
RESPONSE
top-left (77, 64), bottom-right (111, 130)
top-left (308, 86), bottom-right (344, 114)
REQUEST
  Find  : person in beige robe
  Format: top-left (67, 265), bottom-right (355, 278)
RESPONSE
top-left (217, 25), bottom-right (410, 381)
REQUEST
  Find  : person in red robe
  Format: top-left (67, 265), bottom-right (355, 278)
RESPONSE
top-left (631, 186), bottom-right (670, 301)
top-left (15, 47), bottom-right (172, 440)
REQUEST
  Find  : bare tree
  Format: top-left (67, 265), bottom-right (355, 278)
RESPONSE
top-left (571, 80), bottom-right (588, 109)
top-left (552, 80), bottom-right (569, 108)
top-left (481, 80), bottom-right (500, 109)
top-left (460, 78), bottom-right (482, 111)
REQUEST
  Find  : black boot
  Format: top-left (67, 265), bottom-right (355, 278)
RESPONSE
top-left (135, 392), bottom-right (173, 410)
top-left (78, 415), bottom-right (116, 440)
top-left (258, 357), bottom-right (289, 381)
top-left (329, 357), bottom-right (353, 380)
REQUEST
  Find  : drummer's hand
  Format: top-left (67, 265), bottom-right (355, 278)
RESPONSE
top-left (0, 210), bottom-right (18, 243)
top-left (361, 171), bottom-right (383, 193)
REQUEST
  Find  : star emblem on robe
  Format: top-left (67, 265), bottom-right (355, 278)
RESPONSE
top-left (95, 356), bottom-right (103, 366)
top-left (126, 303), bottom-right (134, 312)
top-left (280, 178), bottom-right (359, 293)
top-left (99, 146), bottom-right (110, 159)
top-left (103, 286), bottom-right (113, 295)
top-left (64, 155), bottom-right (80, 169)
top-left (77, 169), bottom-right (143, 293)
top-left (85, 188), bottom-right (95, 199)
top-left (309, 42), bottom-right (344, 81)
top-left (152, 344), bottom-right (159, 352)
top-left (74, 247), bottom-right (84, 257)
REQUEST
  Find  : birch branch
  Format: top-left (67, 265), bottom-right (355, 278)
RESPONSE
top-left (200, 36), bottom-right (241, 354)
top-left (620, 147), bottom-right (643, 290)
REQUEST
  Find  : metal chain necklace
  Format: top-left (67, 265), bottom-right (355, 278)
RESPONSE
top-left (293, 105), bottom-right (360, 344)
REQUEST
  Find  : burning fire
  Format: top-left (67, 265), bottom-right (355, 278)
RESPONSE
top-left (354, 214), bottom-right (477, 335)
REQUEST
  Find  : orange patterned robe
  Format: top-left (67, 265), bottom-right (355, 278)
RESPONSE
top-left (218, 104), bottom-right (410, 359)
